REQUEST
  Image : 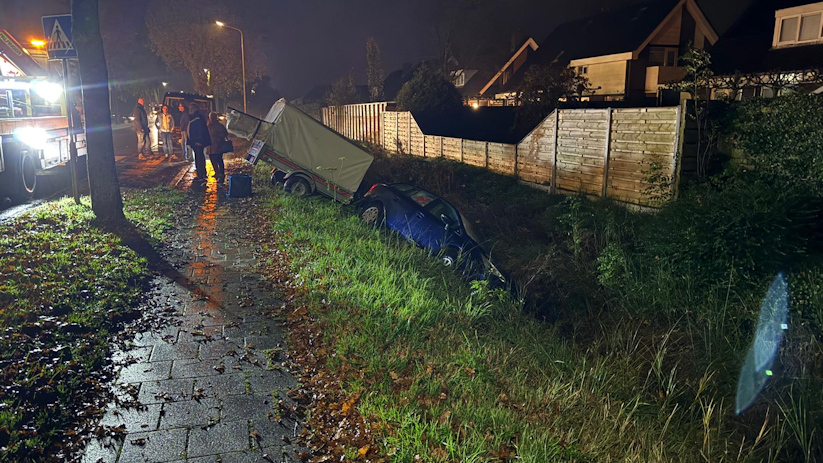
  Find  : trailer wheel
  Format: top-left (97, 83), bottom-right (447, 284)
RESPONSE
top-left (289, 178), bottom-right (311, 197)
top-left (4, 143), bottom-right (38, 202)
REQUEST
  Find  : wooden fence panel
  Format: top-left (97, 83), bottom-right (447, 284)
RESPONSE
top-left (443, 138), bottom-right (462, 161)
top-left (424, 135), bottom-right (442, 158)
top-left (517, 110), bottom-right (556, 185)
top-left (487, 143), bottom-right (516, 175)
top-left (321, 102), bottom-right (387, 144)
top-left (383, 112), bottom-right (398, 153)
top-left (396, 112), bottom-right (410, 153)
top-left (555, 109), bottom-right (608, 196)
top-left (409, 118), bottom-right (425, 156)
top-left (462, 140), bottom-right (486, 167)
top-left (606, 107), bottom-right (679, 206)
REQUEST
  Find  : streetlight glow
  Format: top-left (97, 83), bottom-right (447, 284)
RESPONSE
top-left (30, 39), bottom-right (46, 48)
top-left (215, 20), bottom-right (247, 113)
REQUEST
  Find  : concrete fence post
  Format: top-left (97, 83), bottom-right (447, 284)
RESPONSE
top-left (551, 110), bottom-right (559, 194)
top-left (602, 108), bottom-right (613, 199)
top-left (485, 142), bottom-right (489, 169)
top-left (408, 115), bottom-right (412, 155)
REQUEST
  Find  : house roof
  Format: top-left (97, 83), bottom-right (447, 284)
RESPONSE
top-left (411, 107), bottom-right (532, 144)
top-left (481, 0), bottom-right (717, 96)
top-left (711, 0), bottom-right (823, 75)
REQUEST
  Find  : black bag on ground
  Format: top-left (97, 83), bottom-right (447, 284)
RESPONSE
top-left (227, 174), bottom-right (252, 198)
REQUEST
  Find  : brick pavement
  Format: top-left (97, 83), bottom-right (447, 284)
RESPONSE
top-left (81, 174), bottom-right (301, 463)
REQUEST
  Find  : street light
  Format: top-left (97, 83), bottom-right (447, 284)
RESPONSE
top-left (30, 39), bottom-right (46, 48)
top-left (215, 20), bottom-right (246, 113)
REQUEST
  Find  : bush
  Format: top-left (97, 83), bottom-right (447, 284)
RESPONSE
top-left (724, 94), bottom-right (823, 195)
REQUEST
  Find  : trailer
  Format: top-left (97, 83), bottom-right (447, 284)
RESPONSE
top-left (226, 99), bottom-right (373, 204)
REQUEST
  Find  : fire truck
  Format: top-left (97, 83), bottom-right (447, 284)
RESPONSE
top-left (0, 29), bottom-right (85, 202)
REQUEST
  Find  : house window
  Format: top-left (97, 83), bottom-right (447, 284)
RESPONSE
top-left (779, 17), bottom-right (799, 42)
top-left (799, 13), bottom-right (821, 41)
top-left (775, 3), bottom-right (823, 47)
top-left (576, 66), bottom-right (588, 75)
top-left (649, 47), bottom-right (678, 67)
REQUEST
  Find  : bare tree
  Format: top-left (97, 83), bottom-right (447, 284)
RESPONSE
top-left (72, 0), bottom-right (125, 223)
top-left (366, 38), bottom-right (384, 102)
top-left (145, 0), bottom-right (267, 101)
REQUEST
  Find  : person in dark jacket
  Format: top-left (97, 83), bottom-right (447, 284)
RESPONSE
top-left (207, 112), bottom-right (229, 183)
top-left (133, 98), bottom-right (151, 160)
top-left (186, 102), bottom-right (211, 183)
top-left (178, 102), bottom-right (193, 162)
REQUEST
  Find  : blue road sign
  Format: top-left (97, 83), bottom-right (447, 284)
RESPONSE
top-left (42, 15), bottom-right (77, 60)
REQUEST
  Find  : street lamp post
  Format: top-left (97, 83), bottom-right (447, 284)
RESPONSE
top-left (215, 21), bottom-right (246, 113)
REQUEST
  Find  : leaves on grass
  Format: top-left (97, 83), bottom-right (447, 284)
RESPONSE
top-left (0, 194), bottom-right (182, 461)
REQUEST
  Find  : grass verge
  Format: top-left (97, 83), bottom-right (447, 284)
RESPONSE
top-left (255, 168), bottom-right (804, 462)
top-left (0, 187), bottom-right (185, 462)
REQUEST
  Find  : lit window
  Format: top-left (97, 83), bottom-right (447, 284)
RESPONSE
top-left (799, 13), bottom-right (821, 41)
top-left (780, 17), bottom-right (799, 42)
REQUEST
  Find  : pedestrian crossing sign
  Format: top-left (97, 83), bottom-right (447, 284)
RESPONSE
top-left (41, 15), bottom-right (77, 60)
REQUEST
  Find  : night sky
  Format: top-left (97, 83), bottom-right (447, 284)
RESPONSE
top-left (1, 0), bottom-right (754, 98)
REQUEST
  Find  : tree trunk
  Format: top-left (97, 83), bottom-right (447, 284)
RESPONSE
top-left (71, 0), bottom-right (125, 223)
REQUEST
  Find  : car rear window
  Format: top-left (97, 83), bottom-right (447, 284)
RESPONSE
top-left (404, 189), bottom-right (437, 207)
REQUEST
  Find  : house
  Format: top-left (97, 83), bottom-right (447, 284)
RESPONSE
top-left (711, 0), bottom-right (823, 99)
top-left (471, 0), bottom-right (718, 105)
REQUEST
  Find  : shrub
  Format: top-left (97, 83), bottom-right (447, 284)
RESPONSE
top-left (724, 94), bottom-right (823, 196)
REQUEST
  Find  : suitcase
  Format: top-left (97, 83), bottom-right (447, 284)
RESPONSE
top-left (227, 174), bottom-right (252, 198)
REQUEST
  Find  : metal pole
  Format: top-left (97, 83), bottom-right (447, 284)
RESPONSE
top-left (62, 59), bottom-right (80, 205)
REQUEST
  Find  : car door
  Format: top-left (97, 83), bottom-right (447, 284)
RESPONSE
top-left (388, 187), bottom-right (439, 247)
top-left (407, 197), bottom-right (452, 251)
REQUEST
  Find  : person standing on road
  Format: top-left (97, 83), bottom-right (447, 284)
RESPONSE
top-left (156, 105), bottom-right (175, 161)
top-left (178, 102), bottom-right (193, 161)
top-left (207, 112), bottom-right (229, 183)
top-left (133, 98), bottom-right (151, 160)
top-left (187, 102), bottom-right (211, 184)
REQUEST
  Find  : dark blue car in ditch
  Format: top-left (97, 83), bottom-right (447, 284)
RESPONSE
top-left (358, 183), bottom-right (510, 288)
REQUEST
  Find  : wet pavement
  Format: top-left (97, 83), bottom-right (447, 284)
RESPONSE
top-left (80, 168), bottom-right (303, 462)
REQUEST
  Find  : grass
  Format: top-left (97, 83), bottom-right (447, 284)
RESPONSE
top-left (255, 147), bottom-right (823, 462)
top-left (253, 169), bottom-right (780, 462)
top-left (0, 187), bottom-right (185, 462)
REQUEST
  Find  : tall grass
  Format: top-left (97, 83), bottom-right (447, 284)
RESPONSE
top-left (254, 166), bottom-right (818, 461)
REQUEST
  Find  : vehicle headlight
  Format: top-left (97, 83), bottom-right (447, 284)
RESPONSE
top-left (33, 81), bottom-right (63, 103)
top-left (14, 127), bottom-right (49, 150)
